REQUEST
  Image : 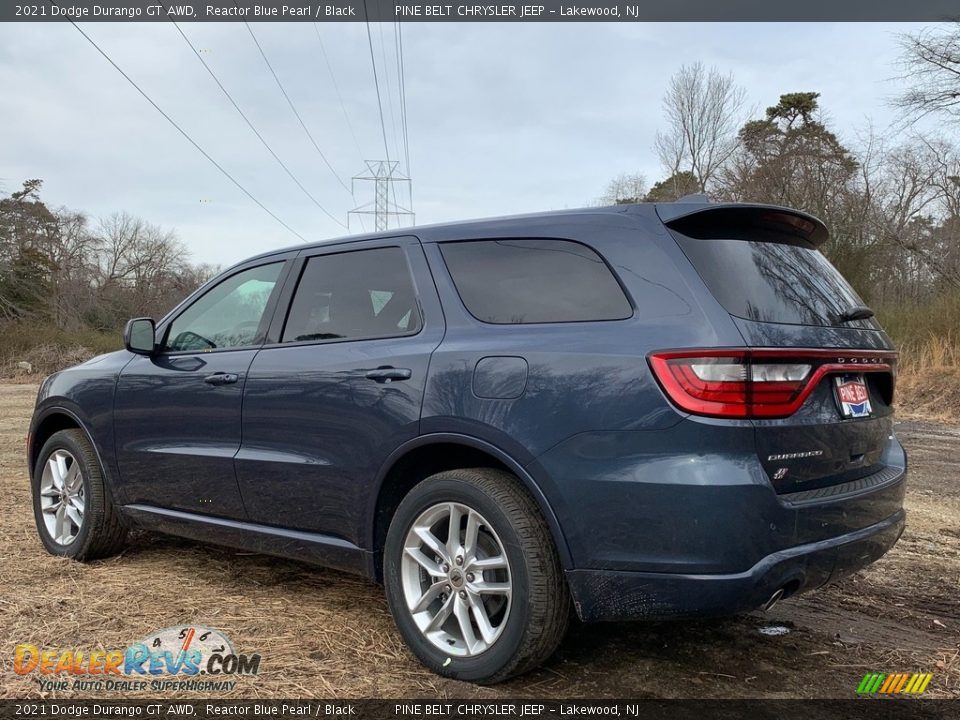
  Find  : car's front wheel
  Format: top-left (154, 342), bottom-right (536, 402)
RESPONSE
top-left (384, 468), bottom-right (570, 684)
top-left (32, 429), bottom-right (127, 561)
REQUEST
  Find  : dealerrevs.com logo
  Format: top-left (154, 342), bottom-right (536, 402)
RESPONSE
top-left (14, 625), bottom-right (261, 693)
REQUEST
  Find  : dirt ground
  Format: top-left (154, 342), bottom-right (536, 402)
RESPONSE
top-left (0, 382), bottom-right (957, 700)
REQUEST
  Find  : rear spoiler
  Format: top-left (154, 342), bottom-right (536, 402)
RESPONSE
top-left (654, 202), bottom-right (829, 247)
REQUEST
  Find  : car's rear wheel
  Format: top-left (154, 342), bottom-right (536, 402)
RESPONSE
top-left (32, 429), bottom-right (127, 561)
top-left (384, 468), bottom-right (570, 684)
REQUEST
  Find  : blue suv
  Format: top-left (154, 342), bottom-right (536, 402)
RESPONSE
top-left (28, 200), bottom-right (906, 683)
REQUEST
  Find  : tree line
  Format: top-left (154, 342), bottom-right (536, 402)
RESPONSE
top-left (0, 179), bottom-right (215, 335)
top-left (598, 23), bottom-right (960, 309)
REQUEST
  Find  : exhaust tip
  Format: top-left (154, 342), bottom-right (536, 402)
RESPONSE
top-left (763, 588), bottom-right (785, 612)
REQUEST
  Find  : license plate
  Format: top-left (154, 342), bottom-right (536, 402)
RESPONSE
top-left (834, 374), bottom-right (872, 418)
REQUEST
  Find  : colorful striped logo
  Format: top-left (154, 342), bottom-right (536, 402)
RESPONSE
top-left (857, 672), bottom-right (933, 694)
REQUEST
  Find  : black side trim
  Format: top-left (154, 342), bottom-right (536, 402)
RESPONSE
top-left (122, 504), bottom-right (376, 578)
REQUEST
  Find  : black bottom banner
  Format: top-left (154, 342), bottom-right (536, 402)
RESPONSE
top-left (0, 700), bottom-right (954, 720)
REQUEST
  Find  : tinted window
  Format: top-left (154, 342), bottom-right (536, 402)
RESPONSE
top-left (440, 239), bottom-right (632, 324)
top-left (165, 262), bottom-right (283, 352)
top-left (672, 233), bottom-right (873, 328)
top-left (281, 247), bottom-right (421, 343)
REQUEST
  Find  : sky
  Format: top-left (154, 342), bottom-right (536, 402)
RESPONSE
top-left (0, 21), bottom-right (941, 267)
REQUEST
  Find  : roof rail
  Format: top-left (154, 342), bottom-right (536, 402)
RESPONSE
top-left (674, 193), bottom-right (710, 203)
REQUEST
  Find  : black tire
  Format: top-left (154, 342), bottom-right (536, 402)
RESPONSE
top-left (384, 468), bottom-right (570, 684)
top-left (31, 429), bottom-right (127, 561)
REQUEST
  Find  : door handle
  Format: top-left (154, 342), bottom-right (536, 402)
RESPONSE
top-left (204, 372), bottom-right (239, 385)
top-left (365, 367), bottom-right (412, 383)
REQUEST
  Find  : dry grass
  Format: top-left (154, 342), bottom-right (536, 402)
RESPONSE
top-left (894, 334), bottom-right (960, 423)
top-left (899, 333), bottom-right (960, 375)
top-left (876, 295), bottom-right (960, 422)
top-left (896, 368), bottom-right (960, 423)
top-left (0, 323), bottom-right (119, 379)
top-left (0, 383), bottom-right (957, 699)
top-left (0, 344), bottom-right (100, 379)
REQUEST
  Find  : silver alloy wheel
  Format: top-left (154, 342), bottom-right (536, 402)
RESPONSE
top-left (400, 502), bottom-right (512, 656)
top-left (39, 449), bottom-right (85, 545)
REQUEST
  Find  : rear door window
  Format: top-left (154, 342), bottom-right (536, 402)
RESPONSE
top-left (281, 247), bottom-right (421, 343)
top-left (440, 239), bottom-right (632, 324)
top-left (672, 233), bottom-right (872, 328)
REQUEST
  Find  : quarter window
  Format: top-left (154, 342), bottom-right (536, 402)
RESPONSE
top-left (281, 247), bottom-right (422, 343)
top-left (165, 262), bottom-right (283, 352)
top-left (440, 239), bottom-right (632, 324)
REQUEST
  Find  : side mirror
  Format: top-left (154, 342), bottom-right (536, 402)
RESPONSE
top-left (124, 318), bottom-right (157, 355)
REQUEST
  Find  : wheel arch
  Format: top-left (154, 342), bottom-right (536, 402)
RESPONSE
top-left (29, 407), bottom-right (105, 483)
top-left (368, 433), bottom-right (573, 580)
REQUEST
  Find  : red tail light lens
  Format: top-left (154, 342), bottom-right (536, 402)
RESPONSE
top-left (649, 349), bottom-right (895, 419)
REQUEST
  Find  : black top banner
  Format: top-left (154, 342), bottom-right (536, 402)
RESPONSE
top-left (5, 0), bottom-right (960, 22)
top-left (0, 700), bottom-right (956, 720)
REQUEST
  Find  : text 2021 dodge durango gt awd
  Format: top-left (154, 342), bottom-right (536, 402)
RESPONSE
top-left (28, 200), bottom-right (906, 683)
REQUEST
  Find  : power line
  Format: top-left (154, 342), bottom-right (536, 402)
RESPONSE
top-left (378, 22), bottom-right (403, 219)
top-left (239, 18), bottom-right (353, 195)
top-left (311, 22), bottom-right (368, 233)
top-left (395, 22), bottom-right (411, 177)
top-left (362, 0), bottom-right (392, 166)
top-left (378, 21), bottom-right (401, 162)
top-left (394, 22), bottom-right (412, 220)
top-left (361, 5), bottom-right (398, 230)
top-left (312, 22), bottom-right (365, 162)
top-left (56, 10), bottom-right (307, 243)
top-left (171, 20), bottom-right (346, 229)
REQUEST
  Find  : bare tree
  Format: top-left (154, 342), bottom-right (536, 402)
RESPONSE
top-left (90, 212), bottom-right (205, 326)
top-left (39, 209), bottom-right (98, 330)
top-left (654, 62), bottom-right (746, 192)
top-left (597, 173), bottom-right (647, 205)
top-left (895, 23), bottom-right (960, 125)
top-left (883, 138), bottom-right (960, 291)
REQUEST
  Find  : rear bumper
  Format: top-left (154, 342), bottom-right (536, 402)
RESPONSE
top-left (567, 509), bottom-right (905, 622)
top-left (534, 420), bottom-right (907, 575)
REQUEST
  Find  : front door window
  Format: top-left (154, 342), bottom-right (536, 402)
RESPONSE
top-left (165, 262), bottom-right (283, 352)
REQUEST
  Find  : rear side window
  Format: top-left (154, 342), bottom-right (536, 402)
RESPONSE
top-left (281, 247), bottom-right (421, 343)
top-left (672, 232), bottom-right (872, 328)
top-left (440, 239), bottom-right (632, 324)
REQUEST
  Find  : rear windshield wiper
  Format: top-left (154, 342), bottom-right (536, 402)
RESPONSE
top-left (837, 305), bottom-right (875, 323)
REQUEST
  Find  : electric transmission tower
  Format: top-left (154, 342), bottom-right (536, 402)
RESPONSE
top-left (348, 160), bottom-right (414, 232)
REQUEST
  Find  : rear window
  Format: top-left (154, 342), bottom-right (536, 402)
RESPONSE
top-left (440, 239), bottom-right (632, 324)
top-left (672, 232), bottom-right (873, 328)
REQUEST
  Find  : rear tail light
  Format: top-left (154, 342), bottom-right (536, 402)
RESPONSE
top-left (648, 349), bottom-right (895, 419)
